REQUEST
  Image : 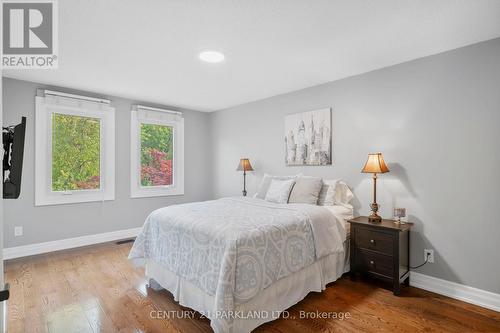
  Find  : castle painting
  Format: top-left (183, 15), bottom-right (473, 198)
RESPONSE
top-left (285, 108), bottom-right (332, 166)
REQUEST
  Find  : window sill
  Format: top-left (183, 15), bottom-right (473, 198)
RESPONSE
top-left (35, 193), bottom-right (115, 206)
top-left (130, 187), bottom-right (184, 199)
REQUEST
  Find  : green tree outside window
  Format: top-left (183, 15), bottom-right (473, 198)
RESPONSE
top-left (52, 113), bottom-right (101, 191)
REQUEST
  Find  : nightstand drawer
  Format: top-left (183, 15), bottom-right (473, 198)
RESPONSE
top-left (355, 228), bottom-right (394, 255)
top-left (355, 249), bottom-right (393, 278)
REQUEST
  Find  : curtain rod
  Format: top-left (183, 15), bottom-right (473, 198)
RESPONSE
top-left (135, 105), bottom-right (183, 116)
top-left (43, 89), bottom-right (111, 104)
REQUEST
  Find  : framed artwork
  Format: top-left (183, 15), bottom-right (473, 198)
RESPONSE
top-left (285, 108), bottom-right (332, 166)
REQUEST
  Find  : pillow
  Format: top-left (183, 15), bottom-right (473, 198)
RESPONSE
top-left (288, 176), bottom-right (323, 204)
top-left (334, 181), bottom-right (354, 206)
top-left (265, 178), bottom-right (296, 204)
top-left (317, 179), bottom-right (339, 206)
top-left (318, 179), bottom-right (354, 207)
top-left (254, 173), bottom-right (301, 199)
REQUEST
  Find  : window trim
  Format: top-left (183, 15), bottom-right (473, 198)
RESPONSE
top-left (35, 92), bottom-right (115, 206)
top-left (130, 106), bottom-right (184, 198)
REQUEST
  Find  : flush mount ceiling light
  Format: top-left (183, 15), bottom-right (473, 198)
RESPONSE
top-left (199, 50), bottom-right (225, 63)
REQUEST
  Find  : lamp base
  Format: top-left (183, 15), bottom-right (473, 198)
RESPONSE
top-left (368, 202), bottom-right (382, 222)
top-left (368, 214), bottom-right (382, 223)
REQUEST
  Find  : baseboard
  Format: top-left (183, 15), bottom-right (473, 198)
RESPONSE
top-left (3, 227), bottom-right (142, 260)
top-left (410, 271), bottom-right (500, 312)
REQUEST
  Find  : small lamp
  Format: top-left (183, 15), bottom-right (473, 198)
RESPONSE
top-left (361, 153), bottom-right (389, 223)
top-left (236, 158), bottom-right (254, 196)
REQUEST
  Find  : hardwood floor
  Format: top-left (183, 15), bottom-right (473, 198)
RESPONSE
top-left (4, 242), bottom-right (500, 333)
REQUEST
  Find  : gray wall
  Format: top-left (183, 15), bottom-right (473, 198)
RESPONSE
top-left (210, 38), bottom-right (500, 294)
top-left (2, 78), bottom-right (213, 248)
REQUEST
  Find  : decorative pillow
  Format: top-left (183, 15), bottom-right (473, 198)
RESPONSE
top-left (264, 178), bottom-right (296, 204)
top-left (254, 173), bottom-right (301, 199)
top-left (288, 176), bottom-right (323, 204)
top-left (317, 179), bottom-right (339, 206)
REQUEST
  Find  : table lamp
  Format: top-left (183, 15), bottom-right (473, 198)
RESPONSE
top-left (236, 158), bottom-right (253, 196)
top-left (361, 153), bottom-right (389, 222)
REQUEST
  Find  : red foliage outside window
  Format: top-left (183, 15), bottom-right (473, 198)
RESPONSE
top-left (141, 148), bottom-right (173, 186)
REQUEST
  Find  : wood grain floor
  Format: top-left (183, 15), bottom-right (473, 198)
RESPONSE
top-left (4, 241), bottom-right (500, 333)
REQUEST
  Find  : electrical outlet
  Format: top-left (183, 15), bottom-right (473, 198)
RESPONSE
top-left (424, 249), bottom-right (434, 263)
top-left (14, 226), bottom-right (23, 237)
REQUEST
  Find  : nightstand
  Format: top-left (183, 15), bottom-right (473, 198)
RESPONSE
top-left (347, 216), bottom-right (413, 296)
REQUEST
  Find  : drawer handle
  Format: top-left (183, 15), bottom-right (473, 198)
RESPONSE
top-left (370, 239), bottom-right (375, 244)
top-left (370, 260), bottom-right (375, 265)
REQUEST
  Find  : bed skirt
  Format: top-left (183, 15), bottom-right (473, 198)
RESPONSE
top-left (145, 239), bottom-right (350, 333)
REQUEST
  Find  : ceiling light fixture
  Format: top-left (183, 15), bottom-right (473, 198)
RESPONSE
top-left (199, 50), bottom-right (225, 63)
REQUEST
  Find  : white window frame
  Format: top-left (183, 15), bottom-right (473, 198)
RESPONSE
top-left (130, 105), bottom-right (184, 198)
top-left (35, 90), bottom-right (115, 206)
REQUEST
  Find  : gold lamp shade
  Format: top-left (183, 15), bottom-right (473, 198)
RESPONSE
top-left (362, 153), bottom-right (389, 174)
top-left (236, 158), bottom-right (254, 172)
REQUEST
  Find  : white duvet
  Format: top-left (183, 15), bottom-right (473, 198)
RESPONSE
top-left (129, 197), bottom-right (346, 332)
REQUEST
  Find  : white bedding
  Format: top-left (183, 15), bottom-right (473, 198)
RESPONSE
top-left (145, 246), bottom-right (349, 333)
top-left (322, 204), bottom-right (354, 237)
top-left (129, 197), bottom-right (349, 333)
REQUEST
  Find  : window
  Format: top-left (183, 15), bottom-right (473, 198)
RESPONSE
top-left (52, 113), bottom-right (101, 191)
top-left (140, 123), bottom-right (173, 186)
top-left (35, 90), bottom-right (115, 206)
top-left (130, 105), bottom-right (184, 198)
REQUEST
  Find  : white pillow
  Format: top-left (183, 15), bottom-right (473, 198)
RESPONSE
top-left (288, 176), bottom-right (323, 205)
top-left (317, 179), bottom-right (339, 206)
top-left (317, 179), bottom-right (354, 207)
top-left (254, 173), bottom-right (301, 199)
top-left (265, 178), bottom-right (296, 204)
top-left (334, 181), bottom-right (354, 206)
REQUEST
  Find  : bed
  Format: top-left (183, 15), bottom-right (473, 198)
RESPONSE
top-left (129, 196), bottom-right (352, 333)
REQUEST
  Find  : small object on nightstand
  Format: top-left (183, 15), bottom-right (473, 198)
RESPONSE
top-left (393, 208), bottom-right (406, 224)
top-left (347, 216), bottom-right (413, 296)
top-left (236, 158), bottom-right (254, 196)
top-left (361, 153), bottom-right (390, 223)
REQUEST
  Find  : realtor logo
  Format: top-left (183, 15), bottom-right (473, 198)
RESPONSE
top-left (2, 0), bottom-right (58, 68)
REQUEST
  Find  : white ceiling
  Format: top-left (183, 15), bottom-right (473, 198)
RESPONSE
top-left (3, 0), bottom-right (500, 111)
